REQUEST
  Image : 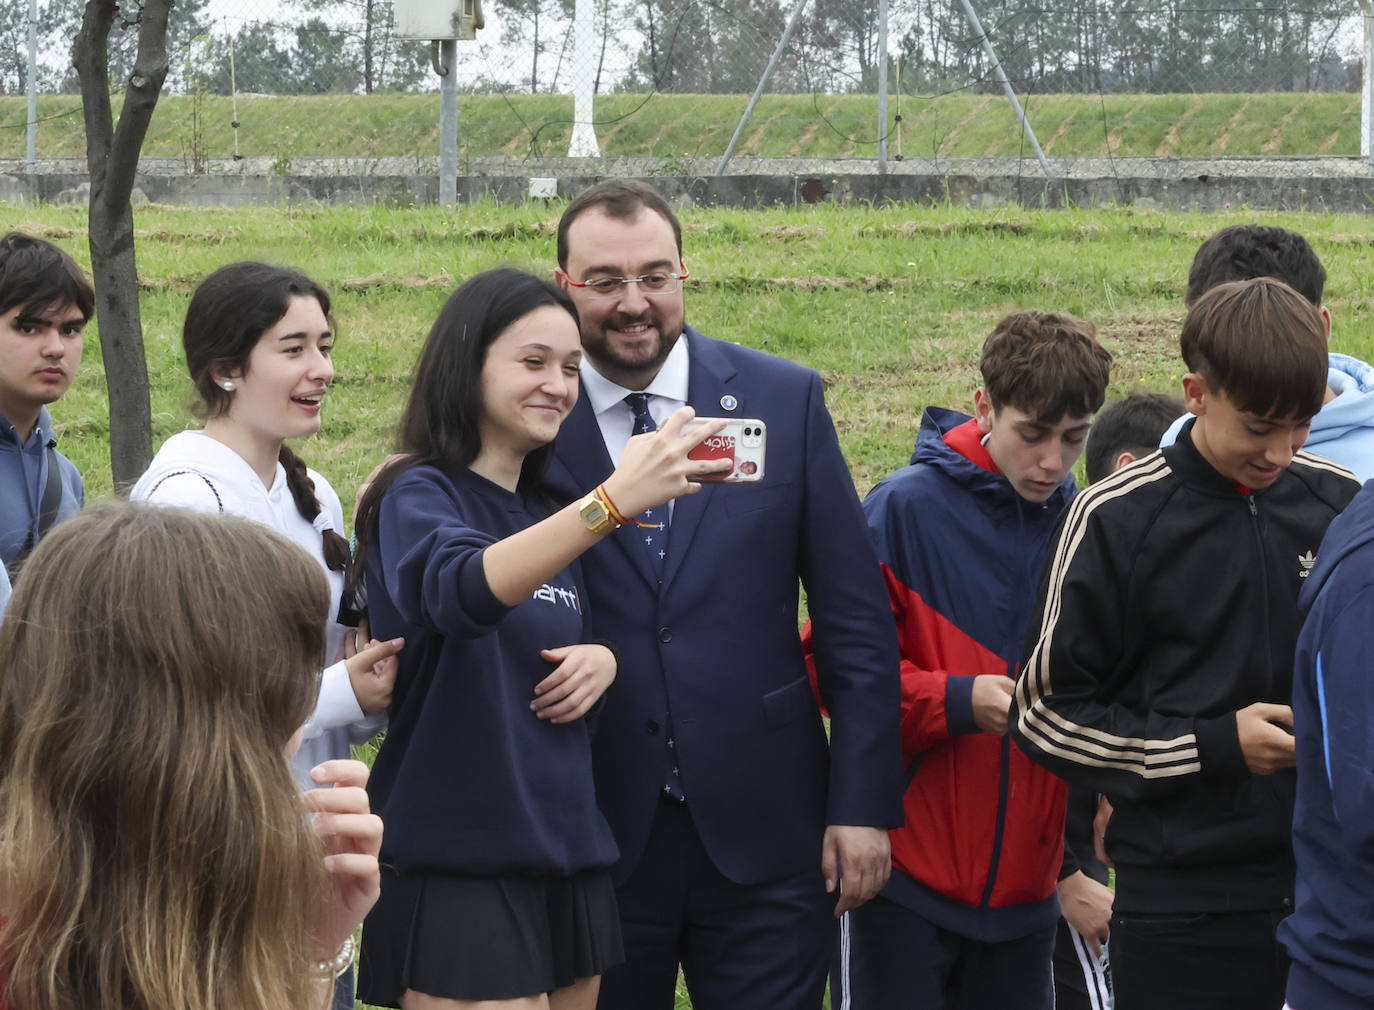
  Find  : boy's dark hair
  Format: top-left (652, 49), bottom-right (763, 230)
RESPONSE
top-left (557, 180), bottom-right (682, 270)
top-left (1186, 225), bottom-right (1325, 307)
top-left (1181, 277), bottom-right (1327, 421)
top-left (0, 232), bottom-right (95, 321)
top-left (1084, 392), bottom-right (1186, 485)
top-left (980, 311), bottom-right (1112, 424)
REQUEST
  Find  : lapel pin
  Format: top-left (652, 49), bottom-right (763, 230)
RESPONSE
top-left (720, 394), bottom-right (738, 411)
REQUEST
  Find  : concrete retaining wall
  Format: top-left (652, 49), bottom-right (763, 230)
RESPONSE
top-left (1, 160), bottom-right (1372, 213)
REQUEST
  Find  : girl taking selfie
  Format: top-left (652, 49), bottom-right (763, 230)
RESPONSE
top-left (352, 268), bottom-right (725, 1010)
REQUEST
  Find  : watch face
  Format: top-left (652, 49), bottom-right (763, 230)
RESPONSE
top-left (581, 497), bottom-right (611, 532)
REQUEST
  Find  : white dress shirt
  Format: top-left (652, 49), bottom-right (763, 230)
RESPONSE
top-left (578, 336), bottom-right (691, 465)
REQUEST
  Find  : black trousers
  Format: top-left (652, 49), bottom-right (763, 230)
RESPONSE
top-left (833, 894), bottom-right (1056, 1010)
top-left (1111, 907), bottom-right (1290, 1010)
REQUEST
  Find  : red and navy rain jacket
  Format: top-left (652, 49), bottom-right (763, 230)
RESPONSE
top-left (808, 406), bottom-right (1071, 940)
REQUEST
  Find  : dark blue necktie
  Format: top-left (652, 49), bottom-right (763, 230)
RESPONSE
top-left (624, 393), bottom-right (669, 580)
top-left (624, 392), bottom-right (685, 802)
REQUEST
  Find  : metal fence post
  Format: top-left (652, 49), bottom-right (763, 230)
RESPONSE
top-left (1363, 0), bottom-right (1374, 169)
top-left (439, 39), bottom-right (458, 205)
top-left (877, 0), bottom-right (889, 172)
top-left (955, 0), bottom-right (1054, 178)
top-left (25, 0), bottom-right (36, 169)
top-left (715, 0), bottom-right (811, 176)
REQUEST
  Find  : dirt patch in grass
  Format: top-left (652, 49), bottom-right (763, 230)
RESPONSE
top-left (1321, 233), bottom-right (1374, 247)
top-left (792, 120), bottom-right (823, 154)
top-left (1041, 116), bottom-right (1076, 155)
top-left (865, 219), bottom-right (1036, 238)
top-left (940, 95), bottom-right (993, 154)
top-left (818, 357), bottom-right (972, 392)
top-left (778, 275), bottom-right (900, 292)
top-left (737, 123), bottom-right (769, 157)
top-left (462, 220), bottom-right (557, 241)
top-left (1098, 318), bottom-right (1184, 385)
top-left (1214, 98), bottom-right (1253, 154)
top-left (1261, 102), bottom-right (1304, 155)
top-left (760, 225), bottom-right (826, 241)
top-left (1105, 319), bottom-right (1176, 347)
top-left (1155, 95), bottom-right (1206, 157)
top-left (340, 273), bottom-right (457, 292)
top-left (12, 223), bottom-right (83, 239)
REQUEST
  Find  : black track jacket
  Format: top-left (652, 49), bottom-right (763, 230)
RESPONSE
top-left (1010, 420), bottom-right (1359, 914)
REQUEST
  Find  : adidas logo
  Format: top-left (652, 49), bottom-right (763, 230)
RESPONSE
top-left (1298, 551), bottom-right (1316, 578)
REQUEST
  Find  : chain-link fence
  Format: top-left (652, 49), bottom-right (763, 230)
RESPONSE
top-left (0, 0), bottom-right (1368, 172)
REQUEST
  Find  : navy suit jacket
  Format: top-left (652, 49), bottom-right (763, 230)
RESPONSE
top-left (547, 326), bottom-right (902, 886)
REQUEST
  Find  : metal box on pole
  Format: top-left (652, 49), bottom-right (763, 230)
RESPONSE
top-left (393, 0), bottom-right (483, 40)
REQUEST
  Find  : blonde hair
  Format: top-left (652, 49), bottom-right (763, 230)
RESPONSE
top-left (0, 502), bottom-right (332, 1010)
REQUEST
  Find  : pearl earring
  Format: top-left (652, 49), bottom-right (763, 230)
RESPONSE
top-left (222, 381), bottom-right (235, 391)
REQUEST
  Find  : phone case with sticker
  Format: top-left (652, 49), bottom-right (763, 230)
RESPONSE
top-left (683, 418), bottom-right (766, 482)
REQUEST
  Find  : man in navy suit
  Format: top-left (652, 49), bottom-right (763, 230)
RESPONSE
top-left (548, 180), bottom-right (903, 1010)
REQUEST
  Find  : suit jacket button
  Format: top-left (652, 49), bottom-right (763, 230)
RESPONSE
top-left (646, 720), bottom-right (660, 734)
top-left (658, 627), bottom-right (672, 643)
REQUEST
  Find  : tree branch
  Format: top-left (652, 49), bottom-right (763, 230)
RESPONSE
top-left (106, 0), bottom-right (171, 204)
top-left (72, 0), bottom-right (115, 180)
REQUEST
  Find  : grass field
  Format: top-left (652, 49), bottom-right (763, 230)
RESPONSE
top-left (10, 200), bottom-right (1374, 1010)
top-left (0, 90), bottom-right (1363, 164)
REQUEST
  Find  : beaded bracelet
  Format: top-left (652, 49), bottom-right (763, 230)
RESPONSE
top-left (316, 935), bottom-right (356, 980)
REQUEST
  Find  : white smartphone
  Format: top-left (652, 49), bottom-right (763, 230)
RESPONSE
top-left (683, 418), bottom-right (767, 483)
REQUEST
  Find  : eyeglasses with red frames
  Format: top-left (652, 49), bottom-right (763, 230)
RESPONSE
top-left (563, 264), bottom-right (690, 299)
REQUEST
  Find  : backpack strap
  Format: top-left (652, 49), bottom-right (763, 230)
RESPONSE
top-left (34, 442), bottom-right (63, 540)
top-left (6, 442), bottom-right (66, 581)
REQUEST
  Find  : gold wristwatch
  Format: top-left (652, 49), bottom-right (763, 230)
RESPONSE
top-left (578, 491), bottom-right (619, 535)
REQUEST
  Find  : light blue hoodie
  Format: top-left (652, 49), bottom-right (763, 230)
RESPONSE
top-left (1160, 352), bottom-right (1374, 482)
top-left (0, 406), bottom-right (84, 567)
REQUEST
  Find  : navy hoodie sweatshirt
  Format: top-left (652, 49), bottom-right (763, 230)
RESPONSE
top-left (363, 465), bottom-right (619, 877)
top-left (1279, 480), bottom-right (1374, 1010)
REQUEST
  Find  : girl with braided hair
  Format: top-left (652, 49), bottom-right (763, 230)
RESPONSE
top-left (133, 261), bottom-right (402, 788)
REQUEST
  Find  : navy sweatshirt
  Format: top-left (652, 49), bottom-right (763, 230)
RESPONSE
top-left (364, 465), bottom-right (619, 876)
top-left (1280, 479), bottom-right (1374, 1010)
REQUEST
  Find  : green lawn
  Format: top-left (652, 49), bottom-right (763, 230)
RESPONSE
top-left (0, 90), bottom-right (1361, 163)
top-left (15, 199), bottom-right (1374, 1010)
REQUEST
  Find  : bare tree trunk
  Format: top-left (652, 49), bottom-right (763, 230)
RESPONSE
top-left (363, 0), bottom-right (375, 94)
top-left (550, 17), bottom-right (572, 90)
top-left (531, 4), bottom-right (540, 92)
top-left (72, 0), bottom-right (167, 489)
top-left (646, 0), bottom-right (659, 86)
top-left (595, 0), bottom-right (609, 94)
